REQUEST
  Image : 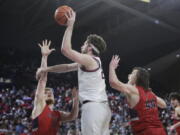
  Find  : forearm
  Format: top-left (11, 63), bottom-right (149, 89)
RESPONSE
top-left (39, 56), bottom-right (48, 81)
top-left (36, 55), bottom-right (48, 97)
top-left (109, 67), bottom-right (130, 94)
top-left (46, 63), bottom-right (77, 73)
top-left (109, 67), bottom-right (120, 86)
top-left (69, 98), bottom-right (79, 120)
top-left (41, 55), bottom-right (48, 68)
top-left (46, 64), bottom-right (69, 73)
top-left (61, 26), bottom-right (74, 52)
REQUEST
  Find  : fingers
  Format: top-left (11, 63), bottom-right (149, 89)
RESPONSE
top-left (39, 39), bottom-right (51, 47)
top-left (38, 43), bottom-right (42, 48)
top-left (42, 40), bottom-right (45, 46)
top-left (65, 13), bottom-right (69, 20)
top-left (47, 40), bottom-right (51, 47)
top-left (65, 10), bottom-right (75, 19)
top-left (41, 39), bottom-right (50, 46)
top-left (50, 48), bottom-right (55, 52)
top-left (112, 55), bottom-right (120, 61)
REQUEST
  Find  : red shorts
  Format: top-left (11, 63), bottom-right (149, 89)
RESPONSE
top-left (134, 128), bottom-right (167, 135)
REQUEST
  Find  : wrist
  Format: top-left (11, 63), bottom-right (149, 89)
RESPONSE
top-left (42, 55), bottom-right (48, 58)
top-left (67, 24), bottom-right (74, 30)
top-left (109, 66), bottom-right (115, 70)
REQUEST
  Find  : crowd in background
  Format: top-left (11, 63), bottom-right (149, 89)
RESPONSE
top-left (0, 50), bottom-right (175, 135)
top-left (0, 80), bottom-right (174, 135)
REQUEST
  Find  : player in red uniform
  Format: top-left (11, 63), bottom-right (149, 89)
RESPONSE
top-left (169, 92), bottom-right (180, 135)
top-left (109, 55), bottom-right (167, 135)
top-left (31, 40), bottom-right (79, 135)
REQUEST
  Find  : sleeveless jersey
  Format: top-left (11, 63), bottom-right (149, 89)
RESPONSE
top-left (78, 56), bottom-right (108, 103)
top-left (130, 86), bottom-right (164, 133)
top-left (32, 105), bottom-right (61, 135)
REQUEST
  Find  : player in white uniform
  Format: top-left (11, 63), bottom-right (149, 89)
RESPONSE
top-left (37, 10), bottom-right (111, 135)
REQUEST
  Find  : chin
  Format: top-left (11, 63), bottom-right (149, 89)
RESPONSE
top-left (46, 99), bottom-right (54, 105)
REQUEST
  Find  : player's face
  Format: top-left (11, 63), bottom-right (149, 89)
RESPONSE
top-left (45, 90), bottom-right (54, 105)
top-left (171, 99), bottom-right (179, 108)
top-left (81, 41), bottom-right (89, 54)
top-left (128, 70), bottom-right (138, 85)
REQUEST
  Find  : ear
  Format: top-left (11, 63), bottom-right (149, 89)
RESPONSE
top-left (88, 46), bottom-right (93, 52)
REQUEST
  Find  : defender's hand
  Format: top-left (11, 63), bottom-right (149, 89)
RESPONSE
top-left (109, 55), bottom-right (120, 70)
top-left (38, 40), bottom-right (55, 56)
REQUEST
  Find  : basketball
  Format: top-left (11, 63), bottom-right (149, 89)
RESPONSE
top-left (54, 5), bottom-right (73, 25)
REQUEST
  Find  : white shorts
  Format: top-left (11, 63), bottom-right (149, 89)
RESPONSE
top-left (81, 102), bottom-right (111, 135)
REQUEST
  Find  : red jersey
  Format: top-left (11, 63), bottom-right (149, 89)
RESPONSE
top-left (32, 105), bottom-right (61, 135)
top-left (174, 119), bottom-right (180, 135)
top-left (130, 86), bottom-right (165, 134)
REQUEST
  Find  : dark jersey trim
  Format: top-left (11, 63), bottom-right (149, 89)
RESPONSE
top-left (80, 57), bottom-right (100, 72)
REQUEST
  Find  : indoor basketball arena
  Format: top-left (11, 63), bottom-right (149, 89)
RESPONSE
top-left (0, 0), bottom-right (180, 135)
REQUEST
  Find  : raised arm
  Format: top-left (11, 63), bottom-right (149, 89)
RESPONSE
top-left (109, 55), bottom-right (132, 95)
top-left (31, 40), bottom-right (55, 119)
top-left (156, 96), bottom-right (166, 108)
top-left (44, 63), bottom-right (78, 73)
top-left (60, 87), bottom-right (79, 122)
top-left (61, 10), bottom-right (95, 67)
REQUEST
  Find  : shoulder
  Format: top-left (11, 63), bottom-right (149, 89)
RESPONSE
top-left (125, 84), bottom-right (139, 95)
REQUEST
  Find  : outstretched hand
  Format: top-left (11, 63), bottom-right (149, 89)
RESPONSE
top-left (109, 55), bottom-right (120, 70)
top-left (65, 10), bottom-right (76, 27)
top-left (38, 40), bottom-right (55, 56)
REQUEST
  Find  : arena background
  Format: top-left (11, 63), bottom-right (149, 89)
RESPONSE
top-left (0, 0), bottom-right (180, 134)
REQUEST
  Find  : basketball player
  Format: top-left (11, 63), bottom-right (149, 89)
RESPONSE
top-left (37, 10), bottom-right (111, 135)
top-left (169, 92), bottom-right (180, 135)
top-left (109, 55), bottom-right (167, 135)
top-left (31, 40), bottom-right (79, 135)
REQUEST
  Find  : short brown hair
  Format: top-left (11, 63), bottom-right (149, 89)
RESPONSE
top-left (86, 34), bottom-right (107, 56)
top-left (133, 67), bottom-right (150, 90)
top-left (169, 92), bottom-right (180, 102)
top-left (45, 87), bottom-right (53, 92)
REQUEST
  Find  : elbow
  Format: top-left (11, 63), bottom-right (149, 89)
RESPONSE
top-left (69, 113), bottom-right (78, 121)
top-left (109, 79), bottom-right (118, 89)
top-left (159, 102), bottom-right (167, 109)
top-left (61, 47), bottom-right (67, 55)
top-left (72, 114), bottom-right (78, 121)
top-left (162, 102), bottom-right (167, 108)
top-left (61, 46), bottom-right (71, 56)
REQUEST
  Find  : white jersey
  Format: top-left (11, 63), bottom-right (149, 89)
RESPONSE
top-left (78, 56), bottom-right (108, 103)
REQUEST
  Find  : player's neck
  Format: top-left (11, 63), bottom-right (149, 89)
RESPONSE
top-left (48, 104), bottom-right (54, 110)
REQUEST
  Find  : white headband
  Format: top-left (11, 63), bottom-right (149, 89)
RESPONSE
top-left (89, 44), bottom-right (100, 54)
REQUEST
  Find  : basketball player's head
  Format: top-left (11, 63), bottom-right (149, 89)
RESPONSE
top-left (128, 67), bottom-right (150, 90)
top-left (170, 92), bottom-right (180, 108)
top-left (44, 88), bottom-right (55, 105)
top-left (81, 34), bottom-right (107, 56)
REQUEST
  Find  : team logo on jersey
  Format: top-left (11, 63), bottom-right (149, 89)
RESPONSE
top-left (145, 99), bottom-right (156, 109)
top-left (48, 113), bottom-right (59, 128)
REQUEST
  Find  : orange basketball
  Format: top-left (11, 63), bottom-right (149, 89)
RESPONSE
top-left (54, 5), bottom-right (73, 25)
